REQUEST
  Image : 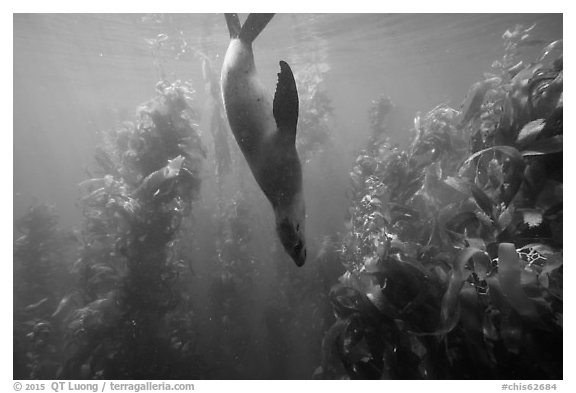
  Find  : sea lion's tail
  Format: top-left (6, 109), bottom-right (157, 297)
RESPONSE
top-left (224, 13), bottom-right (275, 43)
top-left (224, 14), bottom-right (242, 38)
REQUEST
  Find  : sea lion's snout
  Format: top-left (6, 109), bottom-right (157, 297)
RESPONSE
top-left (292, 238), bottom-right (307, 267)
top-left (276, 217), bottom-right (307, 267)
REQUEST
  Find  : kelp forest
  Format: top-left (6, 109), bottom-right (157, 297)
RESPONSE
top-left (13, 20), bottom-right (562, 380)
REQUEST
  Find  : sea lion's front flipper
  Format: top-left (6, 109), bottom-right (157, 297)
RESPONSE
top-left (273, 60), bottom-right (299, 144)
top-left (225, 14), bottom-right (241, 38)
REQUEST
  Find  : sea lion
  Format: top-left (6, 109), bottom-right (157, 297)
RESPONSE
top-left (221, 13), bottom-right (306, 266)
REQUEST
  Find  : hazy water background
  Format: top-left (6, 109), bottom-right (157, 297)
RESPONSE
top-left (13, 13), bottom-right (563, 379)
top-left (14, 13), bottom-right (562, 227)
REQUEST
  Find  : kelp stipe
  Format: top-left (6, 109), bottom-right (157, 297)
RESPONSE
top-left (13, 205), bottom-right (75, 379)
top-left (289, 14), bottom-right (334, 162)
top-left (203, 196), bottom-right (261, 378)
top-left (202, 55), bottom-right (232, 183)
top-left (61, 81), bottom-right (206, 379)
top-left (318, 25), bottom-right (562, 380)
top-left (293, 59), bottom-right (334, 162)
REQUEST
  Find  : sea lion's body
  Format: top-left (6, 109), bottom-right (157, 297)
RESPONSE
top-left (221, 14), bottom-right (306, 266)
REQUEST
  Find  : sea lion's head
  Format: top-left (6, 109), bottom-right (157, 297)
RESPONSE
top-left (275, 193), bottom-right (306, 267)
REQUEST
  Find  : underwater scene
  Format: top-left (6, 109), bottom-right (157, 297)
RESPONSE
top-left (13, 13), bottom-right (563, 380)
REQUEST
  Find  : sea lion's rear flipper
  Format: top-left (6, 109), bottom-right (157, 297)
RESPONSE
top-left (225, 14), bottom-right (242, 38)
top-left (273, 60), bottom-right (299, 144)
top-left (239, 13), bottom-right (275, 43)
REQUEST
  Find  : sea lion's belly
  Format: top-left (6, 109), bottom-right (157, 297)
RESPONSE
top-left (222, 70), bottom-right (276, 156)
top-left (251, 136), bottom-right (302, 208)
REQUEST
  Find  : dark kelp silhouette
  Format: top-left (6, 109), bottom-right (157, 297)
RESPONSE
top-left (60, 81), bottom-right (206, 379)
top-left (318, 25), bottom-right (562, 380)
top-left (13, 205), bottom-right (75, 379)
